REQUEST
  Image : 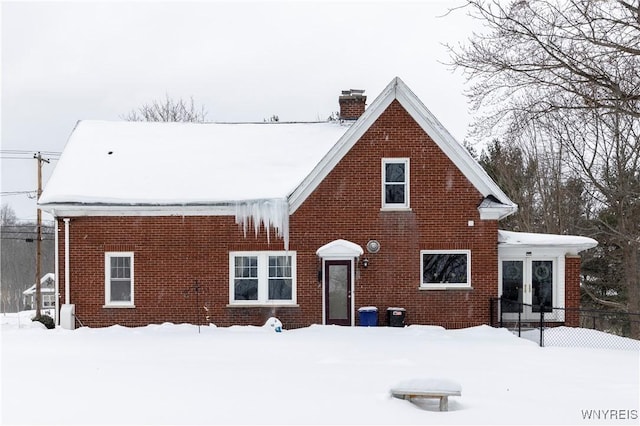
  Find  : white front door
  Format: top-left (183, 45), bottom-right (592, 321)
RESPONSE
top-left (316, 240), bottom-right (363, 327)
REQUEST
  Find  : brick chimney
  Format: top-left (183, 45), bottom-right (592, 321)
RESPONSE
top-left (339, 89), bottom-right (366, 120)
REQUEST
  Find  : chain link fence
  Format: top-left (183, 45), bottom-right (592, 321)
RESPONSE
top-left (489, 298), bottom-right (640, 350)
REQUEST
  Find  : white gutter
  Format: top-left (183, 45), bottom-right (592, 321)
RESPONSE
top-left (54, 218), bottom-right (59, 325)
top-left (64, 218), bottom-right (70, 304)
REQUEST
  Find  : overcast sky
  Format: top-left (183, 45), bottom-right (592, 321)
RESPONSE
top-left (1, 0), bottom-right (480, 222)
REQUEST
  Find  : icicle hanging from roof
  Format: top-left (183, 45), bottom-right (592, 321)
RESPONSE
top-left (235, 198), bottom-right (290, 250)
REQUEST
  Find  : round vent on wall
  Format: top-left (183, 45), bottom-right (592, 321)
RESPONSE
top-left (366, 240), bottom-right (380, 254)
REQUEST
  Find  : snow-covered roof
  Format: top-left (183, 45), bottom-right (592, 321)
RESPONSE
top-left (23, 273), bottom-right (55, 295)
top-left (316, 239), bottom-right (364, 258)
top-left (40, 77), bottom-right (516, 224)
top-left (39, 120), bottom-right (350, 210)
top-left (498, 230), bottom-right (598, 254)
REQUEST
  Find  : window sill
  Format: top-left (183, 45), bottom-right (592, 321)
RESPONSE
top-left (103, 304), bottom-right (136, 309)
top-left (419, 286), bottom-right (474, 291)
top-left (380, 207), bottom-right (412, 212)
top-left (227, 303), bottom-right (300, 308)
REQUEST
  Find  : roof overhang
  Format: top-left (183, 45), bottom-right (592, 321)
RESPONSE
top-left (478, 197), bottom-right (518, 220)
top-left (498, 230), bottom-right (598, 256)
top-left (316, 239), bottom-right (364, 258)
top-left (40, 203), bottom-right (237, 217)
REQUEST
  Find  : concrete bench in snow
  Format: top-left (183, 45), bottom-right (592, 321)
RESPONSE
top-left (390, 378), bottom-right (462, 411)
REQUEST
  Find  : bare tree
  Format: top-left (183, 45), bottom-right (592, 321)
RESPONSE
top-left (449, 0), bottom-right (640, 131)
top-left (449, 0), bottom-right (640, 334)
top-left (122, 95), bottom-right (208, 122)
top-left (1, 203), bottom-right (17, 226)
top-left (478, 138), bottom-right (591, 236)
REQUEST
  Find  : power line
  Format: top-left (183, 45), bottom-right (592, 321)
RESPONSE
top-left (1, 219), bottom-right (56, 225)
top-left (1, 156), bottom-right (59, 161)
top-left (0, 149), bottom-right (61, 155)
top-left (1, 191), bottom-right (37, 196)
top-left (1, 150), bottom-right (60, 161)
top-left (1, 224), bottom-right (55, 228)
top-left (1, 231), bottom-right (55, 235)
top-left (0, 237), bottom-right (54, 241)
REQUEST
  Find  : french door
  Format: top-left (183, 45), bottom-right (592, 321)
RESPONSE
top-left (501, 259), bottom-right (555, 319)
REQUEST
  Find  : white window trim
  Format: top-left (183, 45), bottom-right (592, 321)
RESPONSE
top-left (228, 251), bottom-right (297, 306)
top-left (420, 249), bottom-right (472, 289)
top-left (42, 294), bottom-right (55, 308)
top-left (381, 158), bottom-right (410, 210)
top-left (104, 251), bottom-right (135, 308)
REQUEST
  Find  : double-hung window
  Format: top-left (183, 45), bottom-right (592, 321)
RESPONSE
top-left (43, 294), bottom-right (55, 309)
top-left (230, 251), bottom-right (296, 305)
top-left (420, 250), bottom-right (471, 289)
top-left (105, 252), bottom-right (134, 307)
top-left (382, 158), bottom-right (410, 209)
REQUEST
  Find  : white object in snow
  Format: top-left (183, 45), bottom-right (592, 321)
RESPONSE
top-left (263, 317), bottom-right (282, 332)
top-left (390, 378), bottom-right (462, 411)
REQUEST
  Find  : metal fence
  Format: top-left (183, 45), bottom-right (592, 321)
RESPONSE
top-left (489, 297), bottom-right (640, 350)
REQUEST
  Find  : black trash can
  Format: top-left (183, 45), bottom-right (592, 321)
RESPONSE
top-left (358, 307), bottom-right (378, 327)
top-left (387, 307), bottom-right (406, 327)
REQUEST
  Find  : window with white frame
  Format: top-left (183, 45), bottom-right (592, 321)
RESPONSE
top-left (382, 158), bottom-right (410, 209)
top-left (42, 294), bottom-right (55, 308)
top-left (420, 250), bottom-right (471, 288)
top-left (105, 252), bottom-right (134, 306)
top-left (230, 251), bottom-right (296, 305)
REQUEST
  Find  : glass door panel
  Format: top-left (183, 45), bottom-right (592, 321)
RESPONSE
top-left (501, 260), bottom-right (524, 313)
top-left (325, 261), bottom-right (351, 325)
top-left (532, 260), bottom-right (553, 312)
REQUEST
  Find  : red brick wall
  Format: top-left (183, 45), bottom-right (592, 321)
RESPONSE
top-left (57, 215), bottom-right (306, 328)
top-left (339, 96), bottom-right (366, 120)
top-left (58, 100), bottom-right (500, 328)
top-left (564, 255), bottom-right (581, 327)
top-left (291, 100), bottom-right (498, 328)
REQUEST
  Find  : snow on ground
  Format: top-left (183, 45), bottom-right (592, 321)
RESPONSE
top-left (1, 312), bottom-right (638, 425)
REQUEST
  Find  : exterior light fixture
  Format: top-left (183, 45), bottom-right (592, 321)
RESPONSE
top-left (366, 240), bottom-right (380, 253)
top-left (362, 258), bottom-right (369, 268)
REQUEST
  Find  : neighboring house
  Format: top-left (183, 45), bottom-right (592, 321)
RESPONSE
top-left (39, 77), bottom-right (597, 329)
top-left (22, 273), bottom-right (55, 311)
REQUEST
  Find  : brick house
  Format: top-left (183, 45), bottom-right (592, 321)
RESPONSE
top-left (39, 77), bottom-right (597, 329)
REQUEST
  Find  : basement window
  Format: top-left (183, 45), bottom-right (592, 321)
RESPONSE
top-left (105, 252), bottom-right (134, 307)
top-left (229, 251), bottom-right (296, 305)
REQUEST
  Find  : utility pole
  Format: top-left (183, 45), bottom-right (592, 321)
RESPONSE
top-left (34, 152), bottom-right (49, 320)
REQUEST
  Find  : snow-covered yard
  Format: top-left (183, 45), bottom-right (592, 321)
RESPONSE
top-left (1, 312), bottom-right (638, 425)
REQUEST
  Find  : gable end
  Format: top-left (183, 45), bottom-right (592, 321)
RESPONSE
top-left (289, 77), bottom-right (517, 219)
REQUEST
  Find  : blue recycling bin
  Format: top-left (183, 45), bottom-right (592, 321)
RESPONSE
top-left (358, 307), bottom-right (378, 326)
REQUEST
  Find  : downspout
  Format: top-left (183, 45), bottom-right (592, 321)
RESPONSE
top-left (64, 218), bottom-right (70, 304)
top-left (54, 218), bottom-right (59, 325)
